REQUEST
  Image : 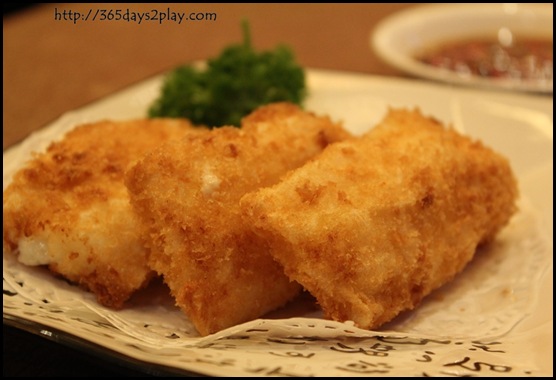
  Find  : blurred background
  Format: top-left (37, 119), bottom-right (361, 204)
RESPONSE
top-left (3, 3), bottom-right (412, 150)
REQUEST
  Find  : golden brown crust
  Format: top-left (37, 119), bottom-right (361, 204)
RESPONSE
top-left (240, 108), bottom-right (518, 330)
top-left (126, 102), bottom-right (352, 335)
top-left (3, 118), bottom-right (200, 308)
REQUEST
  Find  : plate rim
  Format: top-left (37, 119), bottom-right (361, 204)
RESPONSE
top-left (3, 68), bottom-right (554, 377)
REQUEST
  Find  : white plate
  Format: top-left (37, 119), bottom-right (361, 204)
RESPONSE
top-left (371, 3), bottom-right (553, 93)
top-left (3, 70), bottom-right (553, 376)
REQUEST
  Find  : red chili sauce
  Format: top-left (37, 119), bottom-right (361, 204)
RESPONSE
top-left (418, 38), bottom-right (553, 81)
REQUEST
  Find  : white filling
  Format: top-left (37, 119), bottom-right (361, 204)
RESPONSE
top-left (17, 237), bottom-right (51, 266)
top-left (201, 165), bottom-right (221, 196)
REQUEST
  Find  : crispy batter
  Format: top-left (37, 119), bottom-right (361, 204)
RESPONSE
top-left (3, 118), bottom-right (200, 308)
top-left (125, 102), bottom-right (352, 335)
top-left (240, 108), bottom-right (518, 330)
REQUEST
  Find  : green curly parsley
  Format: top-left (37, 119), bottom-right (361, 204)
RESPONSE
top-left (148, 21), bottom-right (307, 127)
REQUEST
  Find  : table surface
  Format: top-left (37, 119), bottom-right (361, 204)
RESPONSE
top-left (3, 3), bottom-right (418, 151)
top-left (3, 4), bottom-right (419, 376)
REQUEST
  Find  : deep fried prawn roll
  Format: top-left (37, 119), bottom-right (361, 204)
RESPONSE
top-left (3, 118), bottom-right (199, 308)
top-left (240, 108), bottom-right (518, 330)
top-left (126, 102), bottom-right (351, 335)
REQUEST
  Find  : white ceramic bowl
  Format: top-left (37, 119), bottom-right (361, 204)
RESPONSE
top-left (371, 3), bottom-right (553, 93)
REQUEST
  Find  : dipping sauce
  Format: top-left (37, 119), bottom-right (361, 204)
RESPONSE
top-left (418, 37), bottom-right (553, 82)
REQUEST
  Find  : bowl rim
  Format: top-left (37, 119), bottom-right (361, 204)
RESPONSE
top-left (371, 3), bottom-right (553, 93)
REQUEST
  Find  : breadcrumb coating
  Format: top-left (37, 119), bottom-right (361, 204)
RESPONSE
top-left (240, 108), bottom-right (518, 330)
top-left (126, 102), bottom-right (351, 335)
top-left (3, 118), bottom-right (200, 308)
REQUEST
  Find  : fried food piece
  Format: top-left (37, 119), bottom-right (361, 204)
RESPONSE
top-left (126, 102), bottom-right (351, 336)
top-left (3, 118), bottom-right (200, 308)
top-left (240, 108), bottom-right (518, 330)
